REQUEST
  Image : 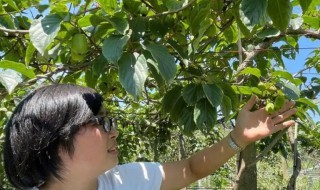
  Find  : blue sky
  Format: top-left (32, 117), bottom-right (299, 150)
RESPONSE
top-left (283, 37), bottom-right (320, 121)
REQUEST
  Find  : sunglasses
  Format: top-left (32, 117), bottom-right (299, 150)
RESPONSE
top-left (88, 116), bottom-right (117, 132)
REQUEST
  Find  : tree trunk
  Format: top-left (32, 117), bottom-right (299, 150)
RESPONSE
top-left (287, 125), bottom-right (301, 190)
top-left (233, 143), bottom-right (257, 190)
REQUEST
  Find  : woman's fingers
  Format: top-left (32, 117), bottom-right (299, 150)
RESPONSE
top-left (243, 95), bottom-right (258, 111)
top-left (271, 120), bottom-right (296, 133)
top-left (272, 107), bottom-right (297, 124)
top-left (271, 100), bottom-right (295, 118)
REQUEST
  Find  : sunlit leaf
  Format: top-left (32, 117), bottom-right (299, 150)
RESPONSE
top-left (3, 0), bottom-right (19, 12)
top-left (296, 98), bottom-right (320, 115)
top-left (289, 17), bottom-right (303, 30)
top-left (0, 60), bottom-right (36, 78)
top-left (29, 14), bottom-right (63, 55)
top-left (96, 0), bottom-right (118, 15)
top-left (239, 67), bottom-right (261, 78)
top-left (0, 70), bottom-right (20, 94)
top-left (272, 70), bottom-right (296, 84)
top-left (276, 81), bottom-right (300, 100)
top-left (232, 86), bottom-right (253, 95)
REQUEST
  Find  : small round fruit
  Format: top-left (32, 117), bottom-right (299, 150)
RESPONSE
top-left (265, 102), bottom-right (275, 114)
top-left (71, 51), bottom-right (85, 62)
top-left (274, 96), bottom-right (285, 110)
top-left (71, 33), bottom-right (88, 55)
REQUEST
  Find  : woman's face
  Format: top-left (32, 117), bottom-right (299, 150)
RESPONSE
top-left (60, 109), bottom-right (119, 176)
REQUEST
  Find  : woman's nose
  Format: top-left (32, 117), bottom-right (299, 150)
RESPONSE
top-left (108, 128), bottom-right (118, 139)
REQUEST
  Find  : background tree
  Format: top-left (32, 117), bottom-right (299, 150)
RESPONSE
top-left (0, 0), bottom-right (319, 189)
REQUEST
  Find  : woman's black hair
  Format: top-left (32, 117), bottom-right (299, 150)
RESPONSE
top-left (3, 84), bottom-right (103, 189)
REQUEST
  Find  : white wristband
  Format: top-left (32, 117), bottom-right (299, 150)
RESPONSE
top-left (227, 132), bottom-right (245, 152)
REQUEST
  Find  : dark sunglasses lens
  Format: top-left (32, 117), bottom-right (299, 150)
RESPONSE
top-left (103, 118), bottom-right (111, 132)
top-left (111, 118), bottom-right (117, 130)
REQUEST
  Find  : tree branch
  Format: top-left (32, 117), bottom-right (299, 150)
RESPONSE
top-left (286, 124), bottom-right (301, 190)
top-left (287, 28), bottom-right (320, 40)
top-left (236, 28), bottom-right (320, 75)
top-left (147, 0), bottom-right (196, 18)
top-left (236, 35), bottom-right (283, 74)
top-left (248, 129), bottom-right (288, 168)
top-left (0, 27), bottom-right (29, 34)
top-left (293, 66), bottom-right (313, 77)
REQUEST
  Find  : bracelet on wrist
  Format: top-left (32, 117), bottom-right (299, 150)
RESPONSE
top-left (227, 132), bottom-right (245, 152)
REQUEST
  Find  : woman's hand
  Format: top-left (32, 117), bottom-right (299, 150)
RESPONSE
top-left (231, 95), bottom-right (297, 148)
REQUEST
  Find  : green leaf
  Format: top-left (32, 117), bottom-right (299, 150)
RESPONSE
top-left (118, 53), bottom-right (148, 97)
top-left (190, 5), bottom-right (210, 36)
top-left (219, 83), bottom-right (239, 110)
top-left (97, 0), bottom-right (118, 15)
top-left (289, 17), bottom-right (303, 30)
top-left (256, 28), bottom-right (280, 39)
top-left (85, 68), bottom-right (98, 89)
top-left (302, 15), bottom-right (319, 29)
top-left (232, 86), bottom-right (253, 95)
top-left (147, 58), bottom-right (165, 87)
top-left (144, 43), bottom-right (177, 83)
top-left (296, 98), bottom-right (320, 115)
top-left (272, 70), bottom-right (296, 84)
top-left (78, 14), bottom-right (105, 27)
top-left (285, 36), bottom-right (298, 48)
top-left (165, 0), bottom-right (188, 11)
top-left (0, 70), bottom-right (20, 94)
top-left (202, 84), bottom-right (224, 107)
top-left (162, 85), bottom-right (183, 113)
top-left (194, 99), bottom-right (217, 133)
top-left (221, 96), bottom-right (232, 119)
top-left (170, 96), bottom-right (187, 122)
top-left (131, 17), bottom-right (146, 41)
top-left (92, 55), bottom-right (108, 76)
top-left (178, 107), bottom-right (196, 136)
top-left (223, 25), bottom-right (238, 44)
top-left (25, 42), bottom-right (36, 66)
top-left (3, 0), bottom-right (19, 12)
top-left (0, 60), bottom-right (36, 78)
top-left (0, 14), bottom-right (15, 29)
top-left (239, 0), bottom-right (268, 26)
top-left (267, 0), bottom-right (292, 32)
top-left (107, 16), bottom-right (129, 35)
top-left (276, 81), bottom-right (300, 100)
top-left (102, 35), bottom-right (130, 64)
top-left (232, 4), bottom-right (252, 36)
top-left (298, 0), bottom-right (312, 14)
top-left (182, 84), bottom-right (205, 105)
top-left (239, 67), bottom-right (261, 78)
top-left (167, 39), bottom-right (188, 65)
top-left (29, 14), bottom-right (63, 55)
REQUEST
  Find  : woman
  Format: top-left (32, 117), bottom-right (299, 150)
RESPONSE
top-left (4, 84), bottom-right (296, 190)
